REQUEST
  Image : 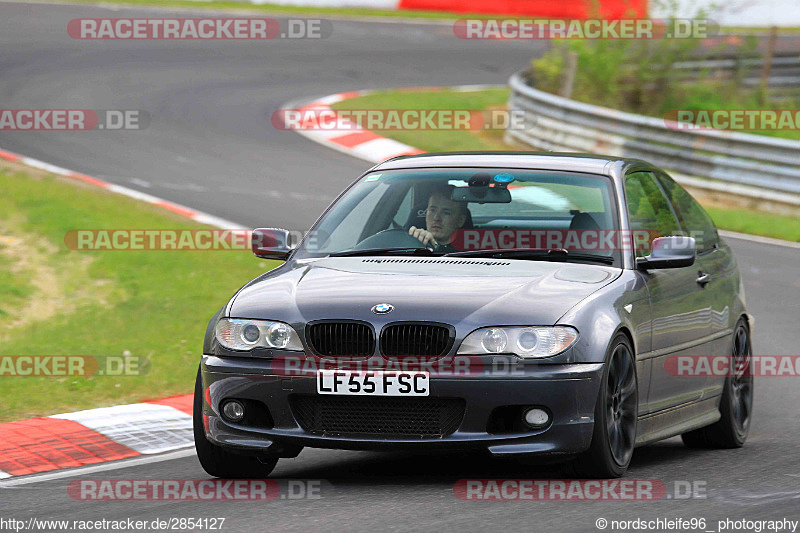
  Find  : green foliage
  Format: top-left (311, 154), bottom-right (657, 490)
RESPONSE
top-left (530, 17), bottom-right (799, 139)
top-left (532, 33), bottom-right (702, 112)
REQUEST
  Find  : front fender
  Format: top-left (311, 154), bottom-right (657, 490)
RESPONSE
top-left (557, 270), bottom-right (652, 414)
top-left (203, 307), bottom-right (225, 355)
top-left (557, 271), bottom-right (650, 364)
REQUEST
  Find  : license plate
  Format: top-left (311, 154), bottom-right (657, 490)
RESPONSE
top-left (316, 370), bottom-right (429, 396)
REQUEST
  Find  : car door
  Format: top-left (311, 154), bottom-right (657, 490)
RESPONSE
top-left (625, 171), bottom-right (712, 413)
top-left (656, 172), bottom-right (735, 399)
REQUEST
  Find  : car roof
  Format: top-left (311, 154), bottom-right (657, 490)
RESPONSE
top-left (371, 151), bottom-right (655, 179)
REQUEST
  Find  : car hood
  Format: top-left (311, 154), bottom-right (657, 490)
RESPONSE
top-left (229, 257), bottom-right (620, 327)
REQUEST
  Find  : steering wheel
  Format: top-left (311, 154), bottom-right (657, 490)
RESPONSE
top-left (353, 228), bottom-right (429, 250)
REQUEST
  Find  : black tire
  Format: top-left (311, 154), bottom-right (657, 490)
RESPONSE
top-left (681, 318), bottom-right (753, 449)
top-left (193, 367), bottom-right (278, 478)
top-left (567, 333), bottom-right (638, 478)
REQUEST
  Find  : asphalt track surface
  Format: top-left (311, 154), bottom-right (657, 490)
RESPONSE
top-left (1, 3), bottom-right (799, 532)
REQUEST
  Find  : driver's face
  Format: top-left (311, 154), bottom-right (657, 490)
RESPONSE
top-left (426, 193), bottom-right (466, 244)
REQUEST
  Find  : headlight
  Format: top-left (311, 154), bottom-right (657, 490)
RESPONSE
top-left (215, 318), bottom-right (303, 351)
top-left (457, 326), bottom-right (578, 358)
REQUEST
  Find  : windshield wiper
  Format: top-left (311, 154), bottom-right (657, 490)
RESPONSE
top-left (444, 248), bottom-right (615, 265)
top-left (329, 247), bottom-right (439, 258)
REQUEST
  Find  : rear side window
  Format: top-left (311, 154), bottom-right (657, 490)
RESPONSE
top-left (656, 173), bottom-right (719, 252)
top-left (625, 171), bottom-right (682, 257)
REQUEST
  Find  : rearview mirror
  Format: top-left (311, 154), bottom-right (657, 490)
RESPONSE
top-left (451, 186), bottom-right (511, 204)
top-left (636, 236), bottom-right (696, 269)
top-left (252, 228), bottom-right (295, 260)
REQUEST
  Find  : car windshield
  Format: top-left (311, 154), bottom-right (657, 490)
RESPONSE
top-left (294, 167), bottom-right (622, 266)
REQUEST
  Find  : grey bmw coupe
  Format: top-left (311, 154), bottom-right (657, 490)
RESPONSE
top-left (195, 152), bottom-right (753, 479)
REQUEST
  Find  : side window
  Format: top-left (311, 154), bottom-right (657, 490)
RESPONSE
top-left (392, 186), bottom-right (414, 227)
top-left (656, 173), bottom-right (719, 252)
top-left (625, 172), bottom-right (682, 257)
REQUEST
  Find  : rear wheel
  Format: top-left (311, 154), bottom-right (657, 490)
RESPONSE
top-left (681, 318), bottom-right (753, 448)
top-left (568, 334), bottom-right (637, 478)
top-left (193, 367), bottom-right (278, 478)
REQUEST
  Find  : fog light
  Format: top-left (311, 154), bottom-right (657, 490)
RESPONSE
top-left (222, 400), bottom-right (245, 422)
top-left (523, 407), bottom-right (550, 428)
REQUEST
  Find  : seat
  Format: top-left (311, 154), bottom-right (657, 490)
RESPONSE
top-left (568, 211), bottom-right (615, 256)
top-left (569, 212), bottom-right (601, 231)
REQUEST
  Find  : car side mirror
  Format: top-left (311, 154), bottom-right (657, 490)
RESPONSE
top-left (252, 228), bottom-right (295, 260)
top-left (636, 236), bottom-right (696, 269)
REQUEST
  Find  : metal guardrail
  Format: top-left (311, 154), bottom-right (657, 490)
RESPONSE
top-left (674, 54), bottom-right (800, 89)
top-left (506, 71), bottom-right (800, 198)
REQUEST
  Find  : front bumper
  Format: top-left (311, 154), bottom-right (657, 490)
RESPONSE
top-left (200, 354), bottom-right (603, 458)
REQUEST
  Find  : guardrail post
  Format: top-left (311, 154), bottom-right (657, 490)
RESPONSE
top-left (760, 26), bottom-right (778, 100)
top-left (559, 50), bottom-right (578, 99)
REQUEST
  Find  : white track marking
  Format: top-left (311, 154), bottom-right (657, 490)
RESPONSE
top-left (51, 404), bottom-right (193, 455)
top-left (1, 149), bottom-right (247, 231)
top-left (349, 137), bottom-right (416, 162)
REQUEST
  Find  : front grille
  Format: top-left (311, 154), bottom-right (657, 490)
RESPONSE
top-left (306, 322), bottom-right (374, 357)
top-left (291, 395), bottom-right (465, 438)
top-left (380, 323), bottom-right (452, 356)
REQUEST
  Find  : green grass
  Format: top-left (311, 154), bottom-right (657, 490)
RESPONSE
top-left (0, 165), bottom-right (278, 422)
top-left (0, 254), bottom-right (33, 305)
top-left (705, 206), bottom-right (800, 242)
top-left (333, 88), bottom-right (800, 242)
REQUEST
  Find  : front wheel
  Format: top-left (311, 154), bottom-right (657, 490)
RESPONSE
top-left (568, 334), bottom-right (638, 478)
top-left (193, 367), bottom-right (278, 478)
top-left (682, 318), bottom-right (753, 448)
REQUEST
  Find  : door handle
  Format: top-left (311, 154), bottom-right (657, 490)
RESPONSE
top-left (696, 272), bottom-right (711, 286)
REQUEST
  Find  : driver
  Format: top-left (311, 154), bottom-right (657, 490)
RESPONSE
top-left (408, 185), bottom-right (468, 252)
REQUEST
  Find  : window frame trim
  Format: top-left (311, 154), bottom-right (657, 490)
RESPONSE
top-left (654, 170), bottom-right (720, 254)
top-left (623, 169), bottom-right (684, 260)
